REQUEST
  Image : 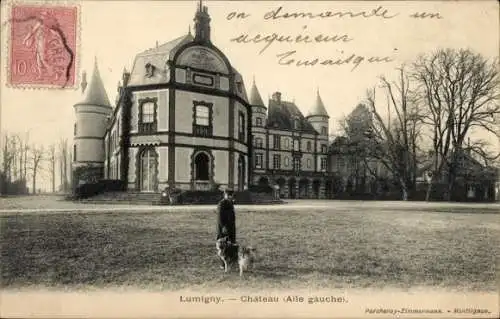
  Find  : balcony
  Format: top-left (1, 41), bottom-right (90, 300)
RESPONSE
top-left (139, 122), bottom-right (157, 134)
top-left (193, 125), bottom-right (213, 137)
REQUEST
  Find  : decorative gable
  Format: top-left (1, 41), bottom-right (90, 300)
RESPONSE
top-left (176, 46), bottom-right (229, 74)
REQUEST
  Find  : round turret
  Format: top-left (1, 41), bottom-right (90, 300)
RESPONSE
top-left (306, 88), bottom-right (329, 138)
top-left (249, 77), bottom-right (267, 128)
top-left (72, 58), bottom-right (112, 183)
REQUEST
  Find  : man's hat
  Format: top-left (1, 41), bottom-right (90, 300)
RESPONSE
top-left (224, 188), bottom-right (234, 196)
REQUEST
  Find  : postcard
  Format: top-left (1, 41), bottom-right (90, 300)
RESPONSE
top-left (0, 0), bottom-right (499, 318)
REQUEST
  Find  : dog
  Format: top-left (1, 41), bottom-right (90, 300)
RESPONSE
top-left (216, 236), bottom-right (257, 276)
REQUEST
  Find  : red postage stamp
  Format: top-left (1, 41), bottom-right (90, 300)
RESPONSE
top-left (8, 4), bottom-right (79, 89)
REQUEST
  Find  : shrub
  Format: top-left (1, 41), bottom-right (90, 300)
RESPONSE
top-left (248, 184), bottom-right (274, 194)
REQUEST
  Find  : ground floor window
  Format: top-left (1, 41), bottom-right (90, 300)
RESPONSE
top-left (139, 148), bottom-right (157, 192)
top-left (194, 152), bottom-right (210, 181)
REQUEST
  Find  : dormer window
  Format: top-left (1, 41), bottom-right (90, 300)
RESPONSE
top-left (236, 81), bottom-right (243, 93)
top-left (321, 127), bottom-right (327, 135)
top-left (294, 118), bottom-right (300, 130)
top-left (145, 63), bottom-right (155, 78)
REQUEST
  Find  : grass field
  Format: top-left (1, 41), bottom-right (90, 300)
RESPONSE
top-left (1, 202), bottom-right (499, 291)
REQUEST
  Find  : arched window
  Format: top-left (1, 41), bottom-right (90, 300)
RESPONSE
top-left (306, 141), bottom-right (312, 152)
top-left (194, 152), bottom-right (210, 181)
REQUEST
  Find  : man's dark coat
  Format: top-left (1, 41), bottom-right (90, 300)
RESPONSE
top-left (216, 198), bottom-right (236, 243)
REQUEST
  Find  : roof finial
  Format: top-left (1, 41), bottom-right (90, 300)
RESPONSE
top-left (81, 70), bottom-right (87, 94)
top-left (156, 40), bottom-right (159, 48)
top-left (252, 75), bottom-right (256, 85)
top-left (188, 24), bottom-right (192, 35)
top-left (198, 0), bottom-right (202, 11)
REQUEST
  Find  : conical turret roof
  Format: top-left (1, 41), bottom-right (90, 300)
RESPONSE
top-left (306, 88), bottom-right (329, 118)
top-left (249, 77), bottom-right (265, 107)
top-left (76, 58), bottom-right (111, 108)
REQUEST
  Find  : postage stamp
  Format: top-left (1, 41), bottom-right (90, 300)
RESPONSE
top-left (7, 2), bottom-right (79, 89)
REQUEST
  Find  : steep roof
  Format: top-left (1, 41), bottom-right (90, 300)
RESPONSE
top-left (128, 33), bottom-right (194, 86)
top-left (306, 89), bottom-right (329, 118)
top-left (138, 33), bottom-right (194, 59)
top-left (232, 67), bottom-right (249, 102)
top-left (267, 97), bottom-right (317, 134)
top-left (76, 58), bottom-right (111, 108)
top-left (249, 77), bottom-right (265, 106)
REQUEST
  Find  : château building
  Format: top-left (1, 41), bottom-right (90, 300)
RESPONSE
top-left (249, 83), bottom-right (331, 199)
top-left (72, 1), bottom-right (333, 199)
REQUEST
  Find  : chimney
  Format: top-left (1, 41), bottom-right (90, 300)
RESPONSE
top-left (272, 92), bottom-right (282, 103)
top-left (122, 68), bottom-right (131, 87)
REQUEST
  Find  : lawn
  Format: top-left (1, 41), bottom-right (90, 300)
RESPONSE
top-left (1, 204), bottom-right (498, 291)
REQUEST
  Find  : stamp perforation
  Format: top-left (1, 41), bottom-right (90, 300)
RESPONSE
top-left (3, 0), bottom-right (81, 90)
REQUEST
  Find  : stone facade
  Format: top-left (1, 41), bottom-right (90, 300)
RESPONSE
top-left (249, 85), bottom-right (331, 199)
top-left (101, 2), bottom-right (251, 193)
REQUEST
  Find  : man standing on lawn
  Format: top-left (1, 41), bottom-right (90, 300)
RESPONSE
top-left (216, 189), bottom-right (236, 243)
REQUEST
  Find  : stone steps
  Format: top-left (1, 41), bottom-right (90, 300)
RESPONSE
top-left (77, 191), bottom-right (284, 206)
top-left (78, 191), bottom-right (159, 205)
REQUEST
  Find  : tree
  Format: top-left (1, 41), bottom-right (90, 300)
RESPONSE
top-left (363, 65), bottom-right (424, 200)
top-left (58, 138), bottom-right (69, 192)
top-left (29, 144), bottom-right (44, 194)
top-left (1, 132), bottom-right (29, 195)
top-left (412, 48), bottom-right (500, 200)
top-left (47, 143), bottom-right (56, 193)
top-left (338, 104), bottom-right (377, 193)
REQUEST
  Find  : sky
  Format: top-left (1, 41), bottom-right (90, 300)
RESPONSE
top-left (0, 0), bottom-right (498, 191)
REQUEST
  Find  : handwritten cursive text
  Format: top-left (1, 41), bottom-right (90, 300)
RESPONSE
top-left (264, 5), bottom-right (399, 20)
top-left (230, 25), bottom-right (352, 54)
top-left (276, 50), bottom-right (395, 71)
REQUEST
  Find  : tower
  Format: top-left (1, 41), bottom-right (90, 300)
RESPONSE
top-left (193, 0), bottom-right (211, 44)
top-left (72, 58), bottom-right (112, 186)
top-left (307, 89), bottom-right (330, 174)
top-left (249, 77), bottom-right (267, 126)
top-left (306, 88), bottom-right (330, 137)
